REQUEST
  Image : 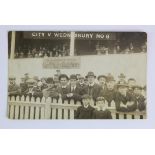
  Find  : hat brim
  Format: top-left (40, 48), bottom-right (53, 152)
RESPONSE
top-left (85, 75), bottom-right (96, 78)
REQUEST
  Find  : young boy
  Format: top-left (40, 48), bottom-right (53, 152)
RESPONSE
top-left (92, 97), bottom-right (112, 119)
top-left (74, 94), bottom-right (94, 119)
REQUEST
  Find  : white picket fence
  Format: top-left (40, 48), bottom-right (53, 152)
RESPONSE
top-left (8, 95), bottom-right (146, 119)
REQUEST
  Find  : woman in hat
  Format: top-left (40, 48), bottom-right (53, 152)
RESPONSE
top-left (92, 97), bottom-right (112, 119)
top-left (74, 94), bottom-right (95, 119)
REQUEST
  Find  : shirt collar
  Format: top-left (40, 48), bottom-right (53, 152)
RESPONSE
top-left (89, 82), bottom-right (95, 87)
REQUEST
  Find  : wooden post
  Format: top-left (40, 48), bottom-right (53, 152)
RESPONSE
top-left (10, 31), bottom-right (16, 59)
top-left (69, 32), bottom-right (75, 56)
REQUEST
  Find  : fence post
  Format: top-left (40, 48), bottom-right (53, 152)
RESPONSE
top-left (70, 99), bottom-right (75, 119)
top-left (63, 100), bottom-right (69, 119)
top-left (45, 97), bottom-right (52, 119)
top-left (9, 96), bottom-right (15, 119)
top-left (14, 96), bottom-right (20, 119)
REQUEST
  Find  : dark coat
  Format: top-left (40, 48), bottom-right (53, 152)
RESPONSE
top-left (43, 86), bottom-right (59, 99)
top-left (74, 105), bottom-right (95, 119)
top-left (133, 94), bottom-right (146, 111)
top-left (85, 83), bottom-right (103, 101)
top-left (65, 84), bottom-right (83, 101)
top-left (92, 109), bottom-right (112, 119)
top-left (114, 92), bottom-right (137, 112)
top-left (104, 89), bottom-right (117, 106)
top-left (76, 83), bottom-right (88, 95)
top-left (20, 83), bottom-right (29, 95)
top-left (8, 84), bottom-right (21, 97)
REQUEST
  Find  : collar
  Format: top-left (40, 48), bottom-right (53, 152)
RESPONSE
top-left (71, 85), bottom-right (76, 89)
top-left (84, 105), bottom-right (89, 108)
top-left (89, 82), bottom-right (95, 87)
top-left (62, 85), bottom-right (67, 88)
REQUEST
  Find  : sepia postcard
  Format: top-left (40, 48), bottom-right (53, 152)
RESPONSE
top-left (7, 31), bottom-right (147, 120)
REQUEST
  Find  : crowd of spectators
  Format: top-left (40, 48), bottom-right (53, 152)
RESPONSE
top-left (13, 41), bottom-right (147, 58)
top-left (8, 70), bottom-right (146, 119)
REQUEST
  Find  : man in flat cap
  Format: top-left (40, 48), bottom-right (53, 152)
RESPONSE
top-left (117, 73), bottom-right (126, 85)
top-left (127, 78), bottom-right (136, 95)
top-left (56, 74), bottom-right (69, 101)
top-left (115, 82), bottom-right (137, 112)
top-left (62, 74), bottom-right (84, 102)
top-left (74, 94), bottom-right (95, 119)
top-left (43, 77), bottom-right (59, 99)
top-left (8, 77), bottom-right (21, 97)
top-left (97, 75), bottom-right (107, 96)
top-left (85, 71), bottom-right (103, 101)
top-left (132, 85), bottom-right (146, 111)
top-left (24, 73), bottom-right (30, 82)
top-left (77, 75), bottom-right (88, 94)
top-left (104, 74), bottom-right (117, 106)
top-left (20, 77), bottom-right (29, 96)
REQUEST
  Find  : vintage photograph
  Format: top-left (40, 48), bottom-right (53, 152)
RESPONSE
top-left (8, 31), bottom-right (147, 119)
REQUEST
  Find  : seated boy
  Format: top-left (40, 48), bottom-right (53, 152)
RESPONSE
top-left (92, 97), bottom-right (112, 119)
top-left (74, 94), bottom-right (94, 119)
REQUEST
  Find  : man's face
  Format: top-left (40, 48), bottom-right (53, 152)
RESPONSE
top-left (9, 79), bottom-right (15, 85)
top-left (88, 76), bottom-right (95, 84)
top-left (21, 79), bottom-right (25, 83)
top-left (82, 98), bottom-right (90, 107)
top-left (25, 75), bottom-right (29, 79)
top-left (107, 81), bottom-right (115, 90)
top-left (118, 87), bottom-right (128, 96)
top-left (119, 77), bottom-right (125, 81)
top-left (96, 100), bottom-right (105, 109)
top-left (128, 80), bottom-right (136, 87)
top-left (60, 77), bottom-right (68, 86)
top-left (98, 77), bottom-right (106, 85)
top-left (134, 88), bottom-right (142, 96)
top-left (47, 83), bottom-right (54, 88)
top-left (79, 78), bottom-right (84, 84)
top-left (70, 79), bottom-right (77, 87)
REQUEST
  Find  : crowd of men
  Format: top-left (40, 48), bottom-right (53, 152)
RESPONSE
top-left (13, 41), bottom-right (147, 58)
top-left (8, 71), bottom-right (146, 118)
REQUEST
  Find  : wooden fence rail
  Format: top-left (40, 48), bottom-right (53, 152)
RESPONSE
top-left (8, 96), bottom-right (146, 119)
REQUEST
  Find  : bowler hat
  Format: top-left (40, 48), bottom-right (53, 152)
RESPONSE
top-left (59, 74), bottom-right (69, 81)
top-left (133, 85), bottom-right (142, 90)
top-left (96, 96), bottom-right (105, 102)
top-left (97, 75), bottom-right (107, 80)
top-left (46, 77), bottom-right (54, 84)
top-left (85, 72), bottom-right (96, 78)
top-left (117, 82), bottom-right (128, 88)
top-left (81, 94), bottom-right (91, 100)
top-left (9, 76), bottom-right (16, 80)
top-left (106, 75), bottom-right (115, 82)
top-left (70, 74), bottom-right (77, 80)
top-left (118, 73), bottom-right (126, 78)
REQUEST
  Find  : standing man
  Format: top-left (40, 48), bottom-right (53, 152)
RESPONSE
top-left (43, 77), bottom-right (59, 99)
top-left (20, 77), bottom-right (29, 97)
top-left (117, 73), bottom-right (126, 84)
top-left (65, 74), bottom-right (86, 101)
top-left (104, 74), bottom-right (117, 106)
top-left (132, 85), bottom-right (146, 111)
top-left (85, 71), bottom-right (103, 101)
top-left (115, 82), bottom-right (137, 112)
top-left (97, 75), bottom-right (107, 96)
top-left (8, 77), bottom-right (21, 97)
top-left (56, 74), bottom-right (69, 101)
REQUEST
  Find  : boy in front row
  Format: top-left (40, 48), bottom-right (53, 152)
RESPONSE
top-left (92, 97), bottom-right (112, 119)
top-left (74, 94), bottom-right (94, 119)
